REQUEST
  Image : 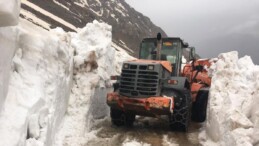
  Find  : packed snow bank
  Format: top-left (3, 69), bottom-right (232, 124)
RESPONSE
top-left (0, 27), bottom-right (18, 111)
top-left (200, 51), bottom-right (259, 146)
top-left (0, 0), bottom-right (20, 111)
top-left (0, 16), bottom-right (132, 145)
top-left (0, 19), bottom-right (74, 146)
top-left (0, 0), bottom-right (20, 26)
top-left (55, 20), bottom-right (133, 146)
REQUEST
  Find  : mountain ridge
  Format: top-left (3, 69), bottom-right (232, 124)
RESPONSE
top-left (20, 0), bottom-right (167, 56)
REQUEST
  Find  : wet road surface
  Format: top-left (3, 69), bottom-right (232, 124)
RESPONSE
top-left (87, 116), bottom-right (203, 146)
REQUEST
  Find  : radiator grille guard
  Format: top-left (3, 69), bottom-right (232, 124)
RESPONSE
top-left (119, 63), bottom-right (161, 98)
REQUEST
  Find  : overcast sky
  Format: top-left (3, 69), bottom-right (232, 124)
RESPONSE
top-left (125, 0), bottom-right (259, 64)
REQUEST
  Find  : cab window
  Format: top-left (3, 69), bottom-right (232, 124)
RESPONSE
top-left (139, 41), bottom-right (180, 64)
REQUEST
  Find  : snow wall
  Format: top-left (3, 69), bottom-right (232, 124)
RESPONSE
top-left (0, 0), bottom-right (20, 26)
top-left (54, 21), bottom-right (133, 146)
top-left (0, 8), bottom-right (132, 145)
top-left (0, 19), bottom-right (74, 146)
top-left (0, 26), bottom-right (18, 111)
top-left (0, 0), bottom-right (20, 111)
top-left (200, 51), bottom-right (259, 146)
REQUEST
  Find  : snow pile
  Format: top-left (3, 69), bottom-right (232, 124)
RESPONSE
top-left (0, 18), bottom-right (132, 145)
top-left (0, 19), bottom-right (74, 146)
top-left (1, 2), bottom-right (74, 145)
top-left (200, 51), bottom-right (259, 146)
top-left (55, 20), bottom-right (133, 146)
top-left (0, 1), bottom-right (133, 142)
top-left (0, 0), bottom-right (20, 26)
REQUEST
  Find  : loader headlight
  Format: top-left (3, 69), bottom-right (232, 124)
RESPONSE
top-left (148, 65), bottom-right (154, 70)
top-left (123, 63), bottom-right (129, 69)
top-left (110, 75), bottom-right (120, 80)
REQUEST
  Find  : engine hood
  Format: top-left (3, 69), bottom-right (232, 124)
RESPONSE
top-left (127, 59), bottom-right (172, 72)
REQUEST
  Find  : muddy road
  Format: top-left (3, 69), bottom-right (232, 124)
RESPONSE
top-left (87, 88), bottom-right (203, 146)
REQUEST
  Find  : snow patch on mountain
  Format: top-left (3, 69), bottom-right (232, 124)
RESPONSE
top-left (53, 0), bottom-right (69, 11)
top-left (20, 0), bottom-right (167, 56)
top-left (20, 9), bottom-right (51, 29)
top-left (21, 0), bottom-right (78, 31)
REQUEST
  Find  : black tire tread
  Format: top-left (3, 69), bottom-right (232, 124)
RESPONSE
top-left (169, 89), bottom-right (192, 132)
top-left (191, 88), bottom-right (209, 122)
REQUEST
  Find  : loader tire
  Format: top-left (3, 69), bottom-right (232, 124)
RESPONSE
top-left (191, 88), bottom-right (209, 122)
top-left (169, 89), bottom-right (192, 132)
top-left (110, 108), bottom-right (135, 127)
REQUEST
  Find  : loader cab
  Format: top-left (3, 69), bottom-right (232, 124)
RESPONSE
top-left (139, 38), bottom-right (188, 76)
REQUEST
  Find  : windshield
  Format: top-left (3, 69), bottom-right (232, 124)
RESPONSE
top-left (139, 41), bottom-right (180, 64)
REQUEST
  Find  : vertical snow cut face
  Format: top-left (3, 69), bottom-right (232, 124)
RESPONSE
top-left (0, 19), bottom-right (74, 146)
top-left (0, 15), bottom-right (133, 145)
top-left (0, 26), bottom-right (18, 112)
top-left (0, 0), bottom-right (20, 112)
top-left (55, 20), bottom-right (133, 146)
top-left (200, 51), bottom-right (259, 146)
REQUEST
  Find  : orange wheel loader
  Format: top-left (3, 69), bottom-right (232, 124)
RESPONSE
top-left (107, 33), bottom-right (211, 131)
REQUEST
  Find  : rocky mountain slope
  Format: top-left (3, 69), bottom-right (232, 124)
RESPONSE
top-left (20, 0), bottom-right (167, 56)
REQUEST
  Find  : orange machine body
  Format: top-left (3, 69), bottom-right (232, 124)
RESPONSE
top-left (182, 59), bottom-right (211, 101)
top-left (107, 59), bottom-right (212, 116)
top-left (107, 92), bottom-right (174, 117)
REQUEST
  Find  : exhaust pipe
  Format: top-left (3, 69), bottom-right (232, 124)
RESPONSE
top-left (156, 33), bottom-right (162, 60)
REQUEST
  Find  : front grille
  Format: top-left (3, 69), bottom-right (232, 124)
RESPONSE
top-left (119, 64), bottom-right (159, 97)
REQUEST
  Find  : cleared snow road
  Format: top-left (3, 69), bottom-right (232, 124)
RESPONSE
top-left (88, 118), bottom-right (202, 146)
